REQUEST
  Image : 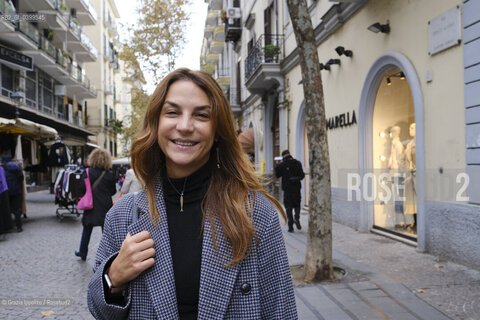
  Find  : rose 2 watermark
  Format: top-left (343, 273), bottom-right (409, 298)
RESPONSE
top-left (344, 170), bottom-right (470, 203)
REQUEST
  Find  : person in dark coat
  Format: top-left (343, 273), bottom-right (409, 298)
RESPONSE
top-left (4, 159), bottom-right (24, 232)
top-left (75, 148), bottom-right (116, 261)
top-left (275, 149), bottom-right (305, 232)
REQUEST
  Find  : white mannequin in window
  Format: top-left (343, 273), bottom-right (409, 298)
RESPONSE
top-left (404, 123), bottom-right (417, 231)
top-left (388, 126), bottom-right (406, 171)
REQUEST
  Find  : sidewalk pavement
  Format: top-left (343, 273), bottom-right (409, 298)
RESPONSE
top-left (285, 209), bottom-right (480, 320)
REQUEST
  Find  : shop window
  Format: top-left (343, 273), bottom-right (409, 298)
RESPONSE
top-left (56, 96), bottom-right (65, 120)
top-left (40, 72), bottom-right (54, 114)
top-left (1, 64), bottom-right (14, 98)
top-left (372, 67), bottom-right (417, 239)
top-left (25, 70), bottom-right (37, 109)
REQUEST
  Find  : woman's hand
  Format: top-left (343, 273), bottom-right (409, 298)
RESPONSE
top-left (108, 231), bottom-right (155, 288)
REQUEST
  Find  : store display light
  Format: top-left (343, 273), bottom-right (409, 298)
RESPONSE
top-left (335, 46), bottom-right (353, 57)
top-left (386, 78), bottom-right (392, 85)
top-left (368, 21), bottom-right (390, 34)
top-left (326, 58), bottom-right (341, 66)
top-left (319, 63), bottom-right (330, 71)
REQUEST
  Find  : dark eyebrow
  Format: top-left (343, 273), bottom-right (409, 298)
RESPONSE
top-left (164, 101), bottom-right (211, 110)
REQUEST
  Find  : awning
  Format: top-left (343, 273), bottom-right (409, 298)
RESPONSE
top-left (43, 138), bottom-right (86, 147)
top-left (0, 117), bottom-right (58, 138)
top-left (86, 142), bottom-right (101, 149)
top-left (238, 127), bottom-right (255, 154)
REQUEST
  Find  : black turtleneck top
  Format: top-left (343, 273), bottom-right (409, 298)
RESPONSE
top-left (162, 162), bottom-right (212, 320)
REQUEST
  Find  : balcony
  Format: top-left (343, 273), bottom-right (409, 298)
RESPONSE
top-left (66, 0), bottom-right (97, 25)
top-left (108, 21), bottom-right (118, 36)
top-left (39, 48), bottom-right (69, 78)
top-left (210, 41), bottom-right (224, 54)
top-left (225, 87), bottom-right (241, 113)
top-left (74, 33), bottom-right (98, 62)
top-left (213, 25), bottom-right (225, 42)
top-left (66, 72), bottom-right (97, 99)
top-left (23, 35), bottom-right (56, 67)
top-left (0, 0), bottom-right (16, 33)
top-left (206, 53), bottom-right (219, 64)
top-left (22, 0), bottom-right (56, 11)
top-left (103, 82), bottom-right (113, 95)
top-left (244, 34), bottom-right (284, 95)
top-left (204, 25), bottom-right (215, 39)
top-left (206, 10), bottom-right (219, 26)
top-left (213, 69), bottom-right (230, 88)
top-left (225, 18), bottom-right (241, 42)
top-left (209, 0), bottom-right (222, 10)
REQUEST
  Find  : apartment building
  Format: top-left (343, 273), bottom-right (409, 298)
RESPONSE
top-left (202, 0), bottom-right (480, 269)
top-left (83, 0), bottom-right (119, 157)
top-left (0, 0), bottom-right (98, 187)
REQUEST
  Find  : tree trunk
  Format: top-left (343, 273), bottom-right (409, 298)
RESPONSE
top-left (285, 0), bottom-right (333, 282)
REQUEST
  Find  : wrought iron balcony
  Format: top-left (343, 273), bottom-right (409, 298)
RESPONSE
top-left (224, 18), bottom-right (241, 42)
top-left (245, 34), bottom-right (284, 81)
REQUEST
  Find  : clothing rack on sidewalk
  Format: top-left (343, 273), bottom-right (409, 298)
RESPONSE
top-left (54, 164), bottom-right (85, 220)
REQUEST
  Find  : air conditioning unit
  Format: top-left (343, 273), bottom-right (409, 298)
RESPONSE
top-left (227, 7), bottom-right (241, 19)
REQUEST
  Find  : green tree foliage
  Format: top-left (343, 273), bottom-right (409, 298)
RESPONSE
top-left (120, 86), bottom-right (150, 154)
top-left (122, 0), bottom-right (190, 83)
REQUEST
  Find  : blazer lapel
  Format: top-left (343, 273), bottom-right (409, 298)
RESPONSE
top-left (198, 215), bottom-right (239, 319)
top-left (127, 185), bottom-right (179, 319)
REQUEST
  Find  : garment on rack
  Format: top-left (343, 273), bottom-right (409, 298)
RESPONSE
top-left (47, 142), bottom-right (71, 166)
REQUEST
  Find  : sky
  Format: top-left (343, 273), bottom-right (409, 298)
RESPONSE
top-left (114, 0), bottom-right (208, 93)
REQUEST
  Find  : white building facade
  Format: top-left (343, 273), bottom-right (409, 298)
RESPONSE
top-left (202, 0), bottom-right (480, 269)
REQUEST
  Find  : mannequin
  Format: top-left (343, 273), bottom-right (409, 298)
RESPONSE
top-left (388, 126), bottom-right (406, 171)
top-left (403, 123), bottom-right (416, 231)
top-left (386, 126), bottom-right (406, 228)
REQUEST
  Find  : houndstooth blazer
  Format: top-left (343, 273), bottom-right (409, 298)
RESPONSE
top-left (87, 180), bottom-right (297, 319)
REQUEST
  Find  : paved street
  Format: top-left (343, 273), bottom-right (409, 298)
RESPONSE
top-left (0, 190), bottom-right (479, 319)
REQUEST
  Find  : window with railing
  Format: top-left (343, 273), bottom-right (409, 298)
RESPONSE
top-left (1, 64), bottom-right (15, 98)
top-left (56, 96), bottom-right (65, 120)
top-left (104, 104), bottom-right (108, 126)
top-left (25, 70), bottom-right (36, 109)
top-left (244, 34), bottom-right (284, 81)
top-left (40, 72), bottom-right (54, 114)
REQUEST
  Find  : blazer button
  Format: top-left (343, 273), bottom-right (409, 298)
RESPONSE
top-left (240, 283), bottom-right (251, 295)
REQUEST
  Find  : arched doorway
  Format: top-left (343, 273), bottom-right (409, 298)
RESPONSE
top-left (372, 67), bottom-right (417, 240)
top-left (358, 52), bottom-right (426, 250)
top-left (296, 101), bottom-right (309, 208)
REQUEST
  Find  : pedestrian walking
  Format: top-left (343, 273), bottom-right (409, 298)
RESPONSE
top-left (75, 149), bottom-right (116, 261)
top-left (87, 68), bottom-right (297, 319)
top-left (119, 168), bottom-right (143, 194)
top-left (4, 158), bottom-right (24, 233)
top-left (275, 149), bottom-right (305, 232)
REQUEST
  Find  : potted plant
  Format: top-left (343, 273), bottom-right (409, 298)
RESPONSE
top-left (44, 27), bottom-right (55, 40)
top-left (60, 1), bottom-right (68, 11)
top-left (221, 9), bottom-right (227, 23)
top-left (264, 44), bottom-right (280, 62)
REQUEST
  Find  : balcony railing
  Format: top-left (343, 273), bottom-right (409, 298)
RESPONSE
top-left (68, 15), bottom-right (82, 38)
top-left (40, 36), bottom-right (57, 59)
top-left (17, 20), bottom-right (40, 44)
top-left (81, 33), bottom-right (98, 58)
top-left (245, 34), bottom-right (284, 81)
top-left (215, 68), bottom-right (229, 78)
top-left (0, 0), bottom-right (16, 25)
top-left (225, 18), bottom-right (241, 42)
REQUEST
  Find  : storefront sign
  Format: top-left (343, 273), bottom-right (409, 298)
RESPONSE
top-left (326, 110), bottom-right (357, 130)
top-left (428, 6), bottom-right (461, 56)
top-left (0, 45), bottom-right (33, 71)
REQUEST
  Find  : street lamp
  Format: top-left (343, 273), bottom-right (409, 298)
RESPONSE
top-left (11, 91), bottom-right (24, 118)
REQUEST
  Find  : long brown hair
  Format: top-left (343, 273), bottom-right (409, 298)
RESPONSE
top-left (131, 68), bottom-right (286, 265)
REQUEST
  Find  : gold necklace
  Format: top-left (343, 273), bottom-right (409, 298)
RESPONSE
top-left (166, 176), bottom-right (188, 212)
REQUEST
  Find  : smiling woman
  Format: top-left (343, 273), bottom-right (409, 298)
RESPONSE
top-left (87, 68), bottom-right (297, 319)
